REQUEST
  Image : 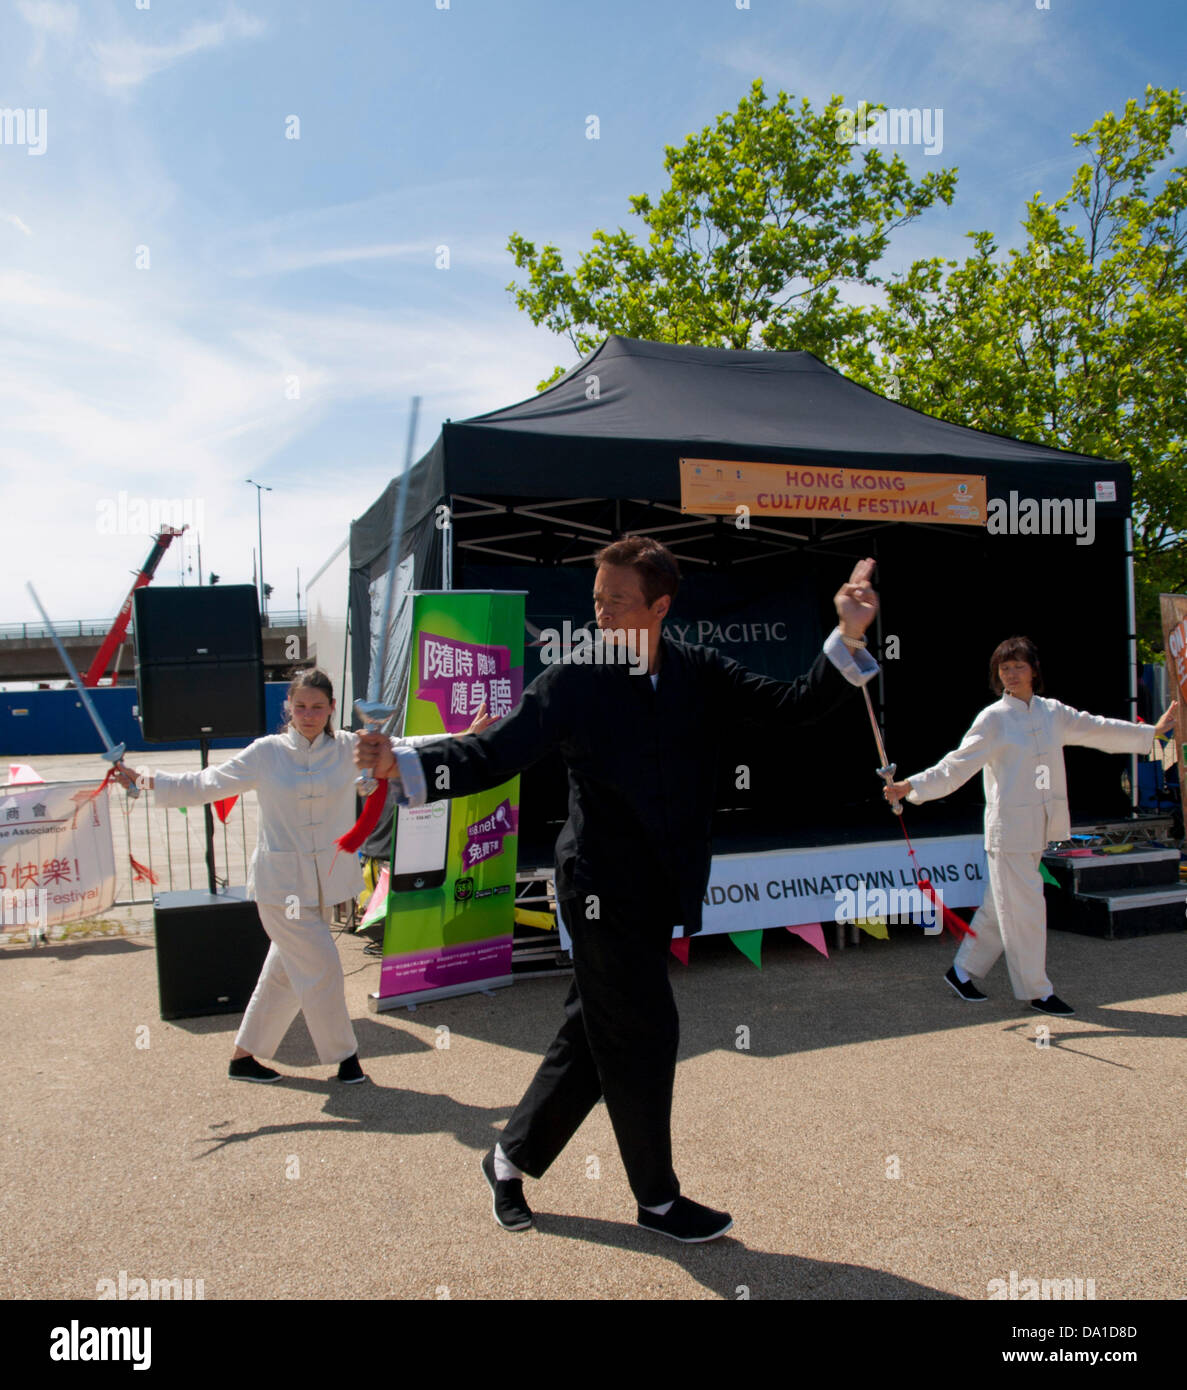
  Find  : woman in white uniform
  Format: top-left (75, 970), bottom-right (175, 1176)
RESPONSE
top-left (883, 637), bottom-right (1176, 1016)
top-left (114, 669), bottom-right (370, 1083)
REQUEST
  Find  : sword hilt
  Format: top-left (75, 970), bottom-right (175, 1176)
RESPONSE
top-left (104, 745), bottom-right (140, 799)
top-left (354, 699), bottom-right (398, 798)
top-left (875, 762), bottom-right (903, 816)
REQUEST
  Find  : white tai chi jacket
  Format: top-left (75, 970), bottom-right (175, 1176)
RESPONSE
top-left (150, 727), bottom-right (365, 907)
top-left (905, 693), bottom-right (1156, 852)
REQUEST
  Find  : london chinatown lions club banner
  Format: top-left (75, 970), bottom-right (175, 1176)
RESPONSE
top-left (0, 778), bottom-right (117, 933)
top-left (372, 590), bottom-right (525, 1008)
top-left (1159, 593), bottom-right (1187, 834)
top-left (679, 458), bottom-right (987, 526)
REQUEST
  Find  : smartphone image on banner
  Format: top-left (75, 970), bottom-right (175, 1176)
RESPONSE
top-left (391, 801), bottom-right (450, 891)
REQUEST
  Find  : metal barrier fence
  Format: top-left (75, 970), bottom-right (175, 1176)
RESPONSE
top-left (107, 780), bottom-right (255, 905)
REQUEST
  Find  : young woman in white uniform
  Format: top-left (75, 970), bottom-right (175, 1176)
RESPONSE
top-left (115, 670), bottom-right (371, 1083)
top-left (883, 637), bottom-right (1177, 1016)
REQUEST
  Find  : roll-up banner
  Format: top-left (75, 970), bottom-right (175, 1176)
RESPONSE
top-left (1159, 593), bottom-right (1187, 834)
top-left (370, 590), bottom-right (526, 1011)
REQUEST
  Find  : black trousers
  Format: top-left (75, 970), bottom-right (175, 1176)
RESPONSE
top-left (499, 896), bottom-right (681, 1208)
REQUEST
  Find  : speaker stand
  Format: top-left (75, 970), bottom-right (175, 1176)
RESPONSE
top-left (200, 736), bottom-right (217, 895)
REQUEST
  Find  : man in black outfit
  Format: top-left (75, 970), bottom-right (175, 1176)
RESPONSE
top-left (356, 537), bottom-right (879, 1242)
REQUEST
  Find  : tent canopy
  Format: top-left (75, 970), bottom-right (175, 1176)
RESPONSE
top-left (349, 336), bottom-right (1136, 859)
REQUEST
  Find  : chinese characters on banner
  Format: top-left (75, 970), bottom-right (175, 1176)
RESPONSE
top-left (0, 780), bottom-right (117, 929)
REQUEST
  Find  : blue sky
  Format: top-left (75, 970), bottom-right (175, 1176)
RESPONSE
top-left (2, 0), bottom-right (1183, 629)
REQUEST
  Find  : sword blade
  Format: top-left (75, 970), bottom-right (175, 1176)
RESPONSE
top-left (367, 394), bottom-right (421, 706)
top-left (26, 583), bottom-right (119, 756)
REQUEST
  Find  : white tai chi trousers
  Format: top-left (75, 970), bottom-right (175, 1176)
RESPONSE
top-left (234, 895), bottom-right (358, 1065)
top-left (954, 843), bottom-right (1054, 1001)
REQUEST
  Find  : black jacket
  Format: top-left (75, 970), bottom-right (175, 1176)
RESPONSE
top-left (411, 631), bottom-right (860, 934)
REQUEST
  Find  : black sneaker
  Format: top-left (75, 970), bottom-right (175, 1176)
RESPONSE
top-left (336, 1053), bottom-right (368, 1084)
top-left (228, 1055), bottom-right (281, 1083)
top-left (945, 965), bottom-right (987, 1002)
top-left (1031, 994), bottom-right (1075, 1016)
top-left (637, 1196), bottom-right (733, 1243)
top-left (481, 1149), bottom-right (533, 1231)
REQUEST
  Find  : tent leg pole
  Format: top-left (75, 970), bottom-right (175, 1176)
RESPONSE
top-left (1125, 518), bottom-right (1138, 818)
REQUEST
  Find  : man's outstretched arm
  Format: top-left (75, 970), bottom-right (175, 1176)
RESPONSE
top-left (355, 664), bottom-right (570, 806)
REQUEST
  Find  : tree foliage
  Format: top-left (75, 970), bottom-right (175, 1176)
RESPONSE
top-left (838, 86), bottom-right (1187, 659)
top-left (507, 79), bottom-right (956, 386)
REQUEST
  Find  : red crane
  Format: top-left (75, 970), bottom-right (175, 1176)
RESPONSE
top-left (83, 526), bottom-right (187, 687)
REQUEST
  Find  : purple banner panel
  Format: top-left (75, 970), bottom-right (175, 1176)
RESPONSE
top-left (379, 935), bottom-right (514, 997)
top-left (416, 633), bottom-right (523, 733)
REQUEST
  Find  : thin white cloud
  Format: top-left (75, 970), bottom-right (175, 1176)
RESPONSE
top-left (89, 8), bottom-right (265, 90)
top-left (1, 212), bottom-right (33, 236)
top-left (16, 0), bottom-right (78, 68)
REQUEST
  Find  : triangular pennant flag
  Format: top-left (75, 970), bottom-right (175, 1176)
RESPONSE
top-left (728, 929), bottom-right (763, 969)
top-left (855, 917), bottom-right (889, 940)
top-left (178, 806), bottom-right (187, 816)
top-left (669, 936), bottom-right (690, 965)
top-left (213, 795), bottom-right (238, 824)
top-left (1039, 862), bottom-right (1060, 888)
top-left (130, 855), bottom-right (158, 885)
top-left (785, 923), bottom-right (828, 958)
top-left (7, 763), bottom-right (43, 785)
top-left (360, 867), bottom-right (390, 929)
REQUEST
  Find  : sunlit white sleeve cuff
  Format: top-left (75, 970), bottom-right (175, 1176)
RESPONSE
top-left (391, 744), bottom-right (427, 807)
top-left (824, 628), bottom-right (879, 686)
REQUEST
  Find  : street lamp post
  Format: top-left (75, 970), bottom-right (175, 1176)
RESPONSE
top-left (246, 479), bottom-right (272, 621)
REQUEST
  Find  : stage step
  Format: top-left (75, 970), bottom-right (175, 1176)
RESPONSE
top-left (1043, 847), bottom-right (1187, 939)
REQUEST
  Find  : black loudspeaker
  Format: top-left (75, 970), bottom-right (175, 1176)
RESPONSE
top-left (153, 888), bottom-right (271, 1021)
top-left (133, 585), bottom-right (265, 741)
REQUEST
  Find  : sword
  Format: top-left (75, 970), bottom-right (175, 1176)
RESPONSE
top-left (861, 684), bottom-right (901, 815)
top-left (355, 395), bottom-right (421, 791)
top-left (26, 582), bottom-right (140, 798)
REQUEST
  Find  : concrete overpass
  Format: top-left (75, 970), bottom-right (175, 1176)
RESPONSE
top-left (0, 614), bottom-right (308, 684)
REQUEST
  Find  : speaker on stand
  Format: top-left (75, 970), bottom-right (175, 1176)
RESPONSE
top-left (133, 586), bottom-right (272, 1019)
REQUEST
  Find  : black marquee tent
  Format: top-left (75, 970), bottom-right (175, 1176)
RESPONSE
top-left (350, 336), bottom-right (1138, 868)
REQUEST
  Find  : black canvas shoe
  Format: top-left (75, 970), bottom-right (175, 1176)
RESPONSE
top-left (1031, 994), bottom-right (1075, 1016)
top-left (945, 966), bottom-right (987, 1002)
top-left (228, 1055), bottom-right (281, 1083)
top-left (637, 1196), bottom-right (733, 1243)
top-left (481, 1149), bottom-right (533, 1231)
top-left (336, 1053), bottom-right (368, 1084)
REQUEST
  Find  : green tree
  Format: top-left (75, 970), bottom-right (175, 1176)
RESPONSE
top-left (839, 86), bottom-right (1187, 659)
top-left (506, 79), bottom-right (956, 388)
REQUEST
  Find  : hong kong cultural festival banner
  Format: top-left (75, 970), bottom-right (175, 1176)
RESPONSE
top-left (679, 457), bottom-right (987, 526)
top-left (374, 590), bottom-right (526, 1008)
top-left (0, 779), bottom-right (117, 931)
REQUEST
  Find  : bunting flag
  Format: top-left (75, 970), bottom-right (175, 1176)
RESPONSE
top-left (213, 796), bottom-right (238, 824)
top-left (360, 866), bottom-right (390, 929)
top-left (855, 916), bottom-right (889, 940)
top-left (728, 929), bottom-right (763, 969)
top-left (7, 763), bottom-right (43, 785)
top-left (336, 781), bottom-right (388, 853)
top-left (669, 936), bottom-right (690, 965)
top-left (1039, 862), bottom-right (1061, 889)
top-left (785, 923), bottom-right (828, 958)
top-left (130, 855), bottom-right (158, 885)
